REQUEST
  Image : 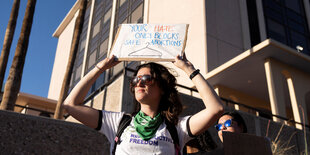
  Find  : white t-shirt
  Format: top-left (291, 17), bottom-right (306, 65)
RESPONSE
top-left (98, 110), bottom-right (193, 155)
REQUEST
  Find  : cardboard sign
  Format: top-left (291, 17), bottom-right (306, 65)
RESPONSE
top-left (223, 132), bottom-right (272, 155)
top-left (109, 24), bottom-right (189, 61)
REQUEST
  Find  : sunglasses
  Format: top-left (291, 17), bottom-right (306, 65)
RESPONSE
top-left (131, 75), bottom-right (153, 86)
top-left (215, 119), bottom-right (233, 131)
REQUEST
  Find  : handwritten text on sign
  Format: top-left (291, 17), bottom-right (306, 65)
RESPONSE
top-left (110, 24), bottom-right (188, 61)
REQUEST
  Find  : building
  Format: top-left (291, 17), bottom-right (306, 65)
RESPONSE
top-left (49, 0), bottom-right (310, 142)
top-left (0, 91), bottom-right (57, 117)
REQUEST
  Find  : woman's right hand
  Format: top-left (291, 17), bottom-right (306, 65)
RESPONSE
top-left (96, 55), bottom-right (120, 72)
top-left (63, 55), bottom-right (120, 129)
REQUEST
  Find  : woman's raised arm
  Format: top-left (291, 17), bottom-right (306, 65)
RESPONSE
top-left (173, 54), bottom-right (224, 136)
top-left (63, 55), bottom-right (120, 128)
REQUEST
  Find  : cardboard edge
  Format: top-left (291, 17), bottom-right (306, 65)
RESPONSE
top-left (109, 24), bottom-right (189, 61)
top-left (108, 25), bottom-right (122, 57)
top-left (117, 58), bottom-right (175, 61)
top-left (181, 24), bottom-right (189, 56)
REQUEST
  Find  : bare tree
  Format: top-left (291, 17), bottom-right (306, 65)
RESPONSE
top-left (0, 0), bottom-right (20, 94)
top-left (0, 0), bottom-right (36, 110)
top-left (54, 0), bottom-right (88, 119)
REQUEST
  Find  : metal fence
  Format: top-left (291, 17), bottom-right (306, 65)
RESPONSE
top-left (83, 66), bottom-right (310, 129)
top-left (5, 66), bottom-right (308, 129)
top-left (176, 83), bottom-right (310, 129)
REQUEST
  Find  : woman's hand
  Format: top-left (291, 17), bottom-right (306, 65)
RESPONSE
top-left (96, 55), bottom-right (120, 72)
top-left (63, 55), bottom-right (120, 129)
top-left (173, 53), bottom-right (195, 75)
top-left (173, 52), bottom-right (224, 136)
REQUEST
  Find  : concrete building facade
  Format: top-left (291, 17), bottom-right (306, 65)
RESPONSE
top-left (49, 0), bottom-right (310, 134)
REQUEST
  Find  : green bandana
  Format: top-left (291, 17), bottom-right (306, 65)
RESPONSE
top-left (134, 111), bottom-right (163, 141)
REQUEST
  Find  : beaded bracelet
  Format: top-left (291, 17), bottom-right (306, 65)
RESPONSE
top-left (189, 69), bottom-right (200, 80)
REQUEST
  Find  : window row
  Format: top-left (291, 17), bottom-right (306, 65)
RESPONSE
top-left (70, 0), bottom-right (144, 96)
top-left (263, 0), bottom-right (310, 56)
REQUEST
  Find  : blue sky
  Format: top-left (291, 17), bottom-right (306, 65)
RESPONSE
top-left (0, 0), bottom-right (76, 97)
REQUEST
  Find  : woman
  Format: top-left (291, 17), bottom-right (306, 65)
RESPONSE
top-left (215, 111), bottom-right (247, 142)
top-left (63, 54), bottom-right (223, 154)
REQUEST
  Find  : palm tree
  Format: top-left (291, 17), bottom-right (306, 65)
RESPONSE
top-left (54, 0), bottom-right (88, 119)
top-left (0, 0), bottom-right (37, 110)
top-left (0, 0), bottom-right (20, 94)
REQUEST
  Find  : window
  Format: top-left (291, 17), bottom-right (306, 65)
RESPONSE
top-left (113, 0), bottom-right (144, 37)
top-left (290, 30), bottom-right (307, 48)
top-left (75, 64), bottom-right (82, 81)
top-left (92, 21), bottom-right (101, 38)
top-left (306, 92), bottom-right (310, 125)
top-left (99, 39), bottom-right (109, 58)
top-left (80, 39), bottom-right (86, 52)
top-left (263, 0), bottom-right (310, 55)
top-left (131, 4), bottom-right (143, 23)
top-left (119, 0), bottom-right (126, 7)
top-left (88, 50), bottom-right (97, 69)
top-left (83, 0), bottom-right (115, 96)
top-left (94, 72), bottom-right (106, 90)
top-left (82, 0), bottom-right (144, 97)
top-left (266, 19), bottom-right (287, 44)
top-left (86, 0), bottom-right (114, 74)
top-left (109, 0), bottom-right (144, 79)
top-left (104, 9), bottom-right (112, 23)
top-left (102, 8), bottom-right (112, 41)
top-left (69, 74), bottom-right (74, 88)
top-left (246, 0), bottom-right (261, 46)
top-left (284, 0), bottom-right (301, 13)
top-left (69, 0), bottom-right (92, 91)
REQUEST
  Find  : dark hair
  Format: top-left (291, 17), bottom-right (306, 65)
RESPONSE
top-left (217, 111), bottom-right (247, 133)
top-left (130, 62), bottom-right (183, 125)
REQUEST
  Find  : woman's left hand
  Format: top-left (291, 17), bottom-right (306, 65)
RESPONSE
top-left (173, 53), bottom-right (195, 74)
top-left (173, 52), bottom-right (224, 136)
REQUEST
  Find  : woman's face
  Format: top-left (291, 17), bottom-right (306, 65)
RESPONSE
top-left (217, 115), bottom-right (242, 142)
top-left (134, 67), bottom-right (162, 105)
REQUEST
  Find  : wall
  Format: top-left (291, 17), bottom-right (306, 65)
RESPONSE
top-left (206, 0), bottom-right (250, 71)
top-left (268, 58), bottom-right (310, 125)
top-left (47, 11), bottom-right (78, 100)
top-left (1, 94), bottom-right (309, 154)
top-left (148, 0), bottom-right (208, 88)
top-left (0, 110), bottom-right (109, 154)
top-left (216, 85), bottom-right (270, 112)
top-left (104, 75), bottom-right (123, 111)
